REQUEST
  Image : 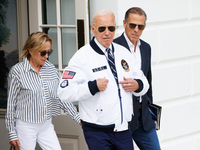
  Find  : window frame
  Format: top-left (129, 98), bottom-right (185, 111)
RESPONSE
top-left (29, 0), bottom-right (89, 76)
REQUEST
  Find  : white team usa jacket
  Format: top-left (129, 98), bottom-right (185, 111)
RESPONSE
top-left (58, 38), bottom-right (149, 132)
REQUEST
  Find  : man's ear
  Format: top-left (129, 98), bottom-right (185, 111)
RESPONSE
top-left (123, 20), bottom-right (126, 29)
top-left (91, 24), bottom-right (96, 35)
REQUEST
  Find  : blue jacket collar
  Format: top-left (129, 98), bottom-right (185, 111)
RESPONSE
top-left (90, 37), bottom-right (114, 55)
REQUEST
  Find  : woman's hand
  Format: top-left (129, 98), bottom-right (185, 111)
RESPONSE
top-left (10, 139), bottom-right (20, 150)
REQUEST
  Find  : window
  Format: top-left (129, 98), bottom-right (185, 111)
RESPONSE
top-left (29, 0), bottom-right (89, 75)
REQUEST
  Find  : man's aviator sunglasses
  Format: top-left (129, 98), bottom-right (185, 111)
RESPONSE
top-left (98, 26), bottom-right (116, 33)
top-left (39, 49), bottom-right (53, 57)
top-left (128, 23), bottom-right (145, 30)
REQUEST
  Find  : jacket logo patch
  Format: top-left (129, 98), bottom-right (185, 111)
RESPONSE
top-left (60, 80), bottom-right (68, 88)
top-left (92, 66), bottom-right (107, 72)
top-left (62, 71), bottom-right (76, 79)
top-left (121, 59), bottom-right (130, 72)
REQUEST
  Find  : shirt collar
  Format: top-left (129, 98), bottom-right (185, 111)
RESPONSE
top-left (23, 57), bottom-right (50, 72)
top-left (94, 38), bottom-right (112, 55)
top-left (123, 32), bottom-right (141, 53)
top-left (23, 57), bottom-right (32, 72)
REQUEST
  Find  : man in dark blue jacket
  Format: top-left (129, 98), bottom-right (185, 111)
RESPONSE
top-left (114, 7), bottom-right (161, 150)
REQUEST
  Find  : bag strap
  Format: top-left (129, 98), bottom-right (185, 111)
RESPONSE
top-left (10, 146), bottom-right (16, 150)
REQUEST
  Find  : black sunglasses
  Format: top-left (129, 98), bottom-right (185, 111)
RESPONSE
top-left (98, 26), bottom-right (116, 33)
top-left (39, 49), bottom-right (53, 57)
top-left (128, 23), bottom-right (145, 30)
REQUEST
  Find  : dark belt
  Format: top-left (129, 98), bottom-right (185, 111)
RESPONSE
top-left (81, 120), bottom-right (115, 132)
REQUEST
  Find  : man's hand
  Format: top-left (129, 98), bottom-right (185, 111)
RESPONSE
top-left (10, 139), bottom-right (20, 150)
top-left (119, 77), bottom-right (139, 92)
top-left (97, 77), bottom-right (109, 91)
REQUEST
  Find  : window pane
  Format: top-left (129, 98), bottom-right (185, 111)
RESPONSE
top-left (0, 0), bottom-right (18, 108)
top-left (60, 0), bottom-right (75, 25)
top-left (43, 28), bottom-right (58, 68)
top-left (61, 28), bottom-right (76, 68)
top-left (42, 0), bottom-right (57, 24)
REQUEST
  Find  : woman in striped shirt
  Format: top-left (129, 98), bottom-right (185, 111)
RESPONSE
top-left (5, 31), bottom-right (80, 150)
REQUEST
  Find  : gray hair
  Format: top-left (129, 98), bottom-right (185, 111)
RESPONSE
top-left (92, 10), bottom-right (115, 25)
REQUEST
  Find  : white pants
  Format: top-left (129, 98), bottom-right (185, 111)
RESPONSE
top-left (16, 118), bottom-right (62, 150)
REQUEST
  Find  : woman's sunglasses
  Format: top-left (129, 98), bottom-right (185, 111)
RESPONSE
top-left (39, 49), bottom-right (53, 57)
top-left (128, 23), bottom-right (145, 30)
top-left (98, 26), bottom-right (116, 33)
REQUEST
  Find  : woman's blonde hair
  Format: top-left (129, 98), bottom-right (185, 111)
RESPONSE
top-left (21, 31), bottom-right (53, 59)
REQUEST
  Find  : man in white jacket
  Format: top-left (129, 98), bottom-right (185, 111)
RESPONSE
top-left (58, 10), bottom-right (149, 150)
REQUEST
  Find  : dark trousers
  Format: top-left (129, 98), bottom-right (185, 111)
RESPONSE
top-left (83, 129), bottom-right (134, 150)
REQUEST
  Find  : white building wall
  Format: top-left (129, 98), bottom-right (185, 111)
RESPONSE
top-left (90, 0), bottom-right (200, 149)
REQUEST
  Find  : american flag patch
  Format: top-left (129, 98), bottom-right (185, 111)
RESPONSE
top-left (62, 71), bottom-right (76, 79)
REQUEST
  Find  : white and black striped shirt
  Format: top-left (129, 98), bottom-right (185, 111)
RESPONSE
top-left (5, 57), bottom-right (80, 141)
